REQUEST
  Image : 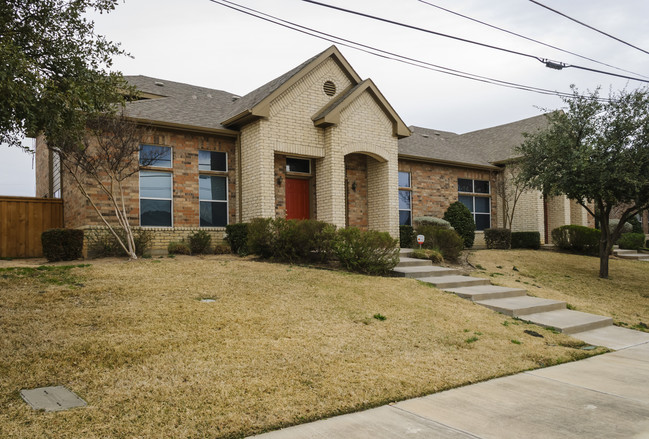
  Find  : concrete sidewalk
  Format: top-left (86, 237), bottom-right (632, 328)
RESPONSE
top-left (250, 336), bottom-right (649, 438)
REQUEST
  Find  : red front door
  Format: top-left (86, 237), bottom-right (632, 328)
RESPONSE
top-left (285, 178), bottom-right (310, 220)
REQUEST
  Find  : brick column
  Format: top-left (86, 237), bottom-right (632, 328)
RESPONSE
top-left (316, 128), bottom-right (346, 228)
top-left (240, 121), bottom-right (275, 221)
top-left (367, 154), bottom-right (399, 238)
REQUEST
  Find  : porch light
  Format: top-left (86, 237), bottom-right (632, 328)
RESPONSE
top-left (277, 176), bottom-right (283, 186)
top-left (351, 181), bottom-right (357, 192)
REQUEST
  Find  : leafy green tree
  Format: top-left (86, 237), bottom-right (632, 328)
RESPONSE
top-left (1, 0), bottom-right (128, 149)
top-left (517, 86), bottom-right (649, 278)
top-left (443, 201), bottom-right (475, 248)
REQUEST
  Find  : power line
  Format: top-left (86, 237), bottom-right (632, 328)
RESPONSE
top-left (301, 0), bottom-right (649, 84)
top-left (208, 0), bottom-right (605, 101)
top-left (418, 0), bottom-right (649, 79)
top-left (529, 0), bottom-right (649, 56)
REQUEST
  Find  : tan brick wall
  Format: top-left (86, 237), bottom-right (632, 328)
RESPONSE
top-left (241, 56), bottom-right (400, 237)
top-left (59, 128), bottom-right (237, 230)
top-left (81, 225), bottom-right (227, 257)
top-left (546, 195), bottom-right (571, 237)
top-left (335, 91), bottom-right (399, 237)
top-left (398, 159), bottom-right (498, 229)
top-left (509, 189), bottom-right (544, 237)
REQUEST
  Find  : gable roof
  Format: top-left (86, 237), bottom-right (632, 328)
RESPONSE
top-left (312, 79), bottom-right (410, 138)
top-left (221, 45), bottom-right (363, 128)
top-left (398, 113), bottom-right (550, 169)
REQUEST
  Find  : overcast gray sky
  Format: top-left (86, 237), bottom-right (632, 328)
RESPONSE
top-left (2, 0), bottom-right (649, 196)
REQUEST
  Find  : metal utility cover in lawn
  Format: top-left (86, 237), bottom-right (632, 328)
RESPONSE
top-left (20, 386), bottom-right (87, 412)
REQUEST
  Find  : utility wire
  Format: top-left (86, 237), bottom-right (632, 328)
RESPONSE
top-left (418, 0), bottom-right (649, 79)
top-left (208, 0), bottom-right (605, 101)
top-left (301, 0), bottom-right (649, 84)
top-left (529, 0), bottom-right (649, 56)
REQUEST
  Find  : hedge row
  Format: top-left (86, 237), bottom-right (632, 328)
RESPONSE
top-left (551, 225), bottom-right (600, 255)
top-left (42, 228), bottom-right (84, 262)
top-left (226, 218), bottom-right (399, 275)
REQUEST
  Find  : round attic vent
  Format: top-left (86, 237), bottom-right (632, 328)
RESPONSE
top-left (323, 80), bottom-right (336, 97)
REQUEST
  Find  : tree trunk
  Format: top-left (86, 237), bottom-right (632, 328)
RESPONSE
top-left (598, 214), bottom-right (611, 279)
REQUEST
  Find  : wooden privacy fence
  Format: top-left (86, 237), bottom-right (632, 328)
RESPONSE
top-left (0, 197), bottom-right (64, 258)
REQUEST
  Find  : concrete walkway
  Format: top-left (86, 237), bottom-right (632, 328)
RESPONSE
top-left (250, 338), bottom-right (649, 438)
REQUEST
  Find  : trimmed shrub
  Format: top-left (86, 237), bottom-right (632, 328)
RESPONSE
top-left (484, 228), bottom-right (511, 249)
top-left (551, 225), bottom-right (600, 255)
top-left (334, 228), bottom-right (399, 275)
top-left (86, 228), bottom-right (152, 258)
top-left (609, 219), bottom-right (632, 237)
top-left (41, 228), bottom-right (84, 262)
top-left (411, 248), bottom-right (444, 264)
top-left (399, 225), bottom-right (415, 248)
top-left (413, 216), bottom-right (452, 229)
top-left (415, 224), bottom-right (463, 261)
top-left (272, 218), bottom-right (336, 263)
top-left (213, 242), bottom-right (231, 254)
top-left (443, 201), bottom-right (476, 248)
top-left (188, 230), bottom-right (212, 254)
top-left (619, 232), bottom-right (645, 250)
top-left (225, 223), bottom-right (249, 255)
top-left (168, 241), bottom-right (191, 255)
top-left (627, 216), bottom-right (644, 234)
top-left (247, 218), bottom-right (275, 259)
top-left (511, 231), bottom-right (541, 249)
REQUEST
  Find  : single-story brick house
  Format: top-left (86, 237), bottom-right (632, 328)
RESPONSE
top-left (35, 45), bottom-right (593, 254)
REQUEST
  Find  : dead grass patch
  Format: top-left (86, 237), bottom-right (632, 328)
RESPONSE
top-left (1, 255), bottom-right (604, 438)
top-left (469, 250), bottom-right (649, 331)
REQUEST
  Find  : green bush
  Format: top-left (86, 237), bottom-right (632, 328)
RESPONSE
top-left (168, 241), bottom-right (191, 255)
top-left (443, 201), bottom-right (476, 248)
top-left (213, 242), bottom-right (231, 254)
top-left (272, 218), bottom-right (336, 263)
top-left (41, 228), bottom-right (84, 262)
top-left (334, 228), bottom-right (399, 275)
top-left (619, 233), bottom-right (645, 250)
top-left (247, 218), bottom-right (275, 259)
top-left (484, 228), bottom-right (511, 249)
top-left (413, 216), bottom-right (452, 229)
top-left (399, 225), bottom-right (415, 248)
top-left (626, 216), bottom-right (644, 234)
top-left (551, 225), bottom-right (600, 255)
top-left (411, 248), bottom-right (444, 263)
top-left (511, 231), bottom-right (541, 249)
top-left (225, 223), bottom-right (249, 255)
top-left (188, 230), bottom-right (212, 254)
top-left (86, 228), bottom-right (152, 258)
top-left (415, 224), bottom-right (463, 261)
top-left (609, 219), bottom-right (632, 239)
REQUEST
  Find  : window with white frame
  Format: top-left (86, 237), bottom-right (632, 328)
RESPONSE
top-left (199, 150), bottom-right (228, 227)
top-left (140, 170), bottom-right (173, 227)
top-left (399, 171), bottom-right (412, 226)
top-left (139, 145), bottom-right (172, 227)
top-left (458, 178), bottom-right (491, 230)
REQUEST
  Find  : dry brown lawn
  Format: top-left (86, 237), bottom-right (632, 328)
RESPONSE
top-left (469, 249), bottom-right (649, 331)
top-left (1, 255), bottom-right (605, 438)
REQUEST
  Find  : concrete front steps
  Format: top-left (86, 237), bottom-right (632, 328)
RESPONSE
top-left (394, 249), bottom-right (615, 336)
top-left (613, 248), bottom-right (649, 261)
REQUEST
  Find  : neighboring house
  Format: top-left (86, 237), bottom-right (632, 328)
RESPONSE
top-left (35, 45), bottom-right (592, 254)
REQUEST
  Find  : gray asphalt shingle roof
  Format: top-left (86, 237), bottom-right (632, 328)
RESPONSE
top-left (398, 114), bottom-right (550, 168)
top-left (124, 58), bottom-right (549, 169)
top-left (124, 75), bottom-right (238, 131)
